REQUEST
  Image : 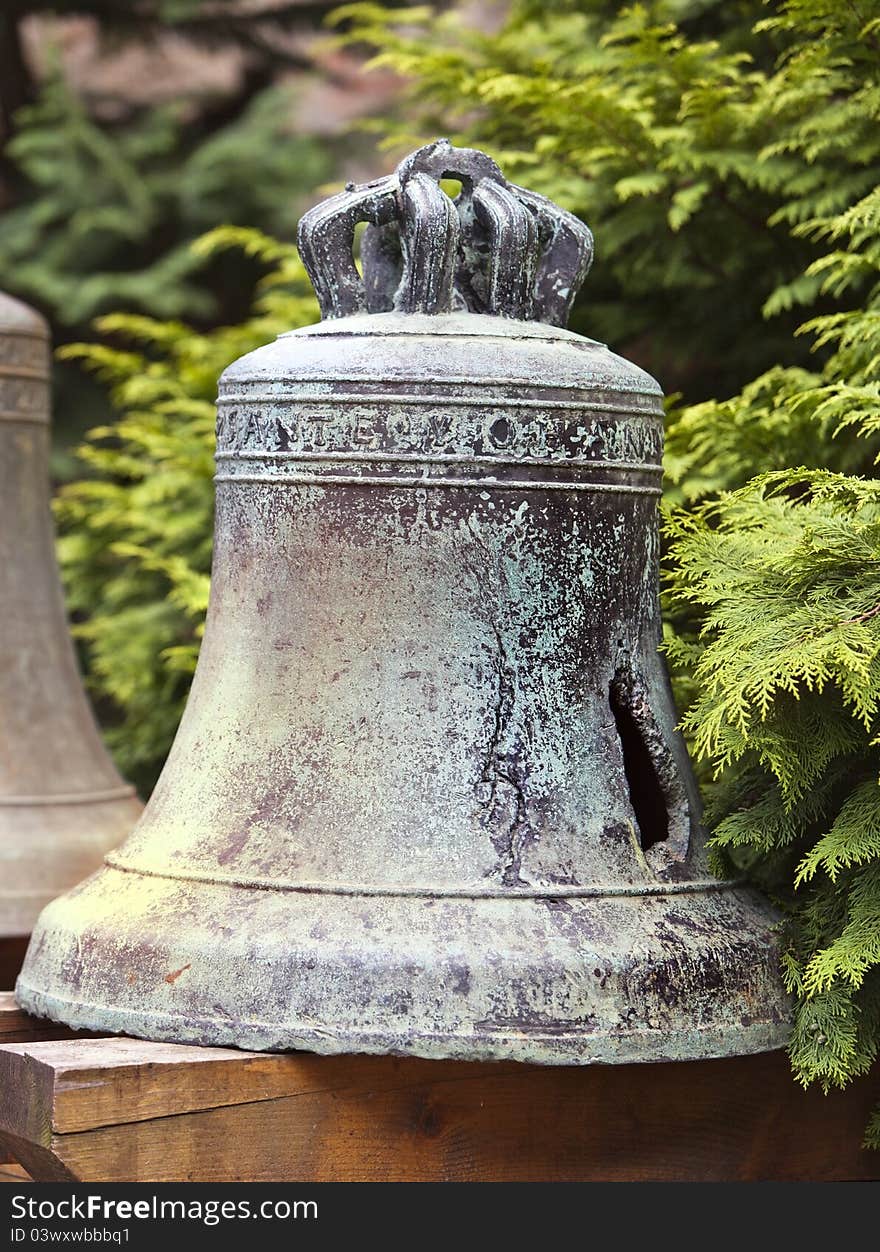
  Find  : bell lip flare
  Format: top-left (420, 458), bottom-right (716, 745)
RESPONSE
top-left (17, 866), bottom-right (791, 1065)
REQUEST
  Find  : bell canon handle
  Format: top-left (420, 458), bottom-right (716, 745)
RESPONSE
top-left (297, 139), bottom-right (594, 327)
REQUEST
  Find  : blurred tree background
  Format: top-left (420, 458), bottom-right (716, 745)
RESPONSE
top-left (0, 0), bottom-right (401, 467)
top-left (2, 0), bottom-right (879, 1135)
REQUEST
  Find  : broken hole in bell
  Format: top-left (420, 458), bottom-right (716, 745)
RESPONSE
top-left (609, 677), bottom-right (669, 852)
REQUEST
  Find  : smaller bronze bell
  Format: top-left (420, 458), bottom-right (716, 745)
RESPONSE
top-left (0, 291), bottom-right (142, 953)
top-left (18, 144), bottom-right (790, 1062)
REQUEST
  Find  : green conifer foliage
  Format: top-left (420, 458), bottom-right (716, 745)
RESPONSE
top-left (663, 157), bottom-right (880, 1146)
top-left (661, 2), bottom-right (880, 1142)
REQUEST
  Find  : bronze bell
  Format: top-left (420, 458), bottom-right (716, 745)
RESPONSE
top-left (18, 143), bottom-right (790, 1062)
top-left (0, 291), bottom-right (142, 956)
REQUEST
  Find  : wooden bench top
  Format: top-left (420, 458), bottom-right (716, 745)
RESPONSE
top-left (0, 991), bottom-right (876, 1182)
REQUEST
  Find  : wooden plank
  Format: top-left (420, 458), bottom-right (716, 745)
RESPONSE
top-left (0, 1037), bottom-right (520, 1136)
top-left (0, 993), bottom-right (103, 1166)
top-left (1, 1038), bottom-right (877, 1182)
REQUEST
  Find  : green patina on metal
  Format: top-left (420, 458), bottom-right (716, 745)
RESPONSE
top-left (17, 142), bottom-right (791, 1061)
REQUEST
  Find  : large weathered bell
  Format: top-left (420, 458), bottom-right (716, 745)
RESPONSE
top-left (18, 143), bottom-right (790, 1062)
top-left (0, 291), bottom-right (142, 955)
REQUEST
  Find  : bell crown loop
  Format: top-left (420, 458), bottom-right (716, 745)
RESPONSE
top-left (296, 139), bottom-right (594, 327)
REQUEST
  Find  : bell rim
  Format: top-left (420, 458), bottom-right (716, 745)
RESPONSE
top-left (18, 867), bottom-right (792, 1065)
top-left (15, 977), bottom-right (791, 1066)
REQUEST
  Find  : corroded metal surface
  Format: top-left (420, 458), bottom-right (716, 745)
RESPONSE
top-left (18, 144), bottom-right (791, 1061)
top-left (0, 291), bottom-right (142, 939)
top-left (298, 138), bottom-right (593, 324)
